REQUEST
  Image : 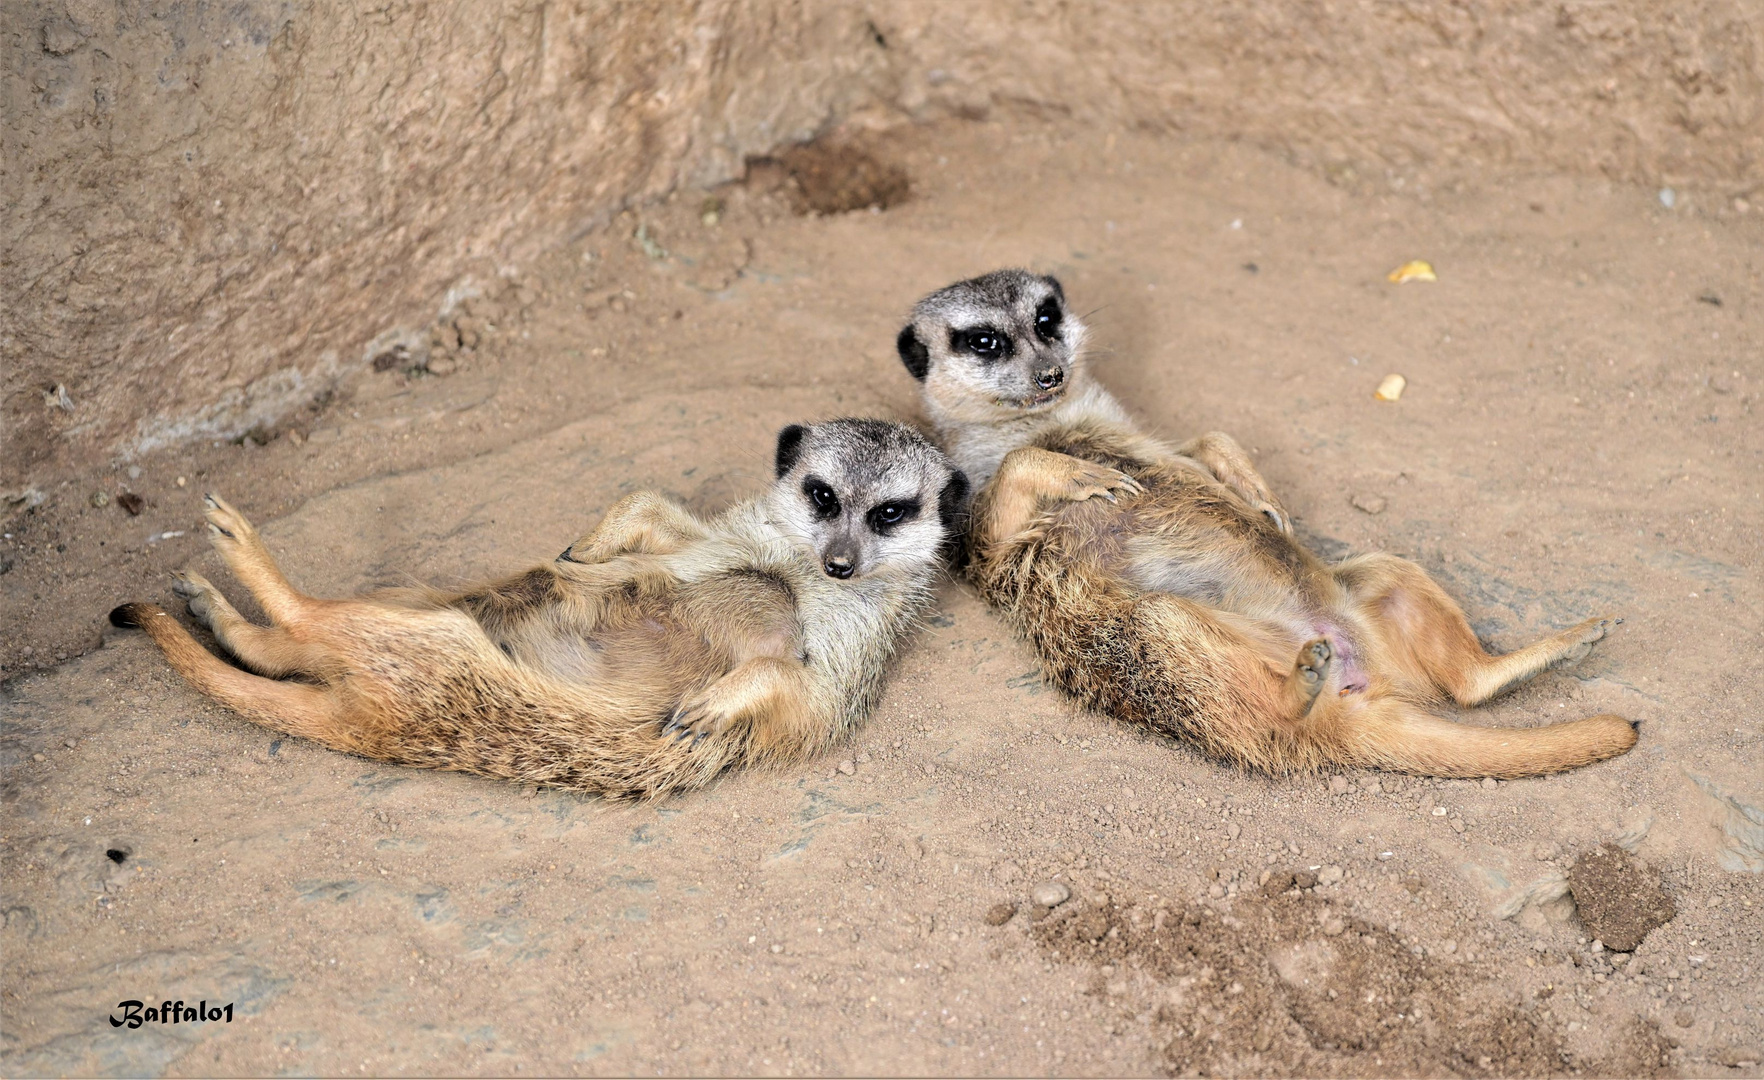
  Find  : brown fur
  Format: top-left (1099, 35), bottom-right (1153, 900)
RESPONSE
top-left (966, 420), bottom-right (1635, 778)
top-left (113, 486), bottom-right (935, 799)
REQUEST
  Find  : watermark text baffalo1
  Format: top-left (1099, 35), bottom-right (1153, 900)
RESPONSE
top-left (110, 1000), bottom-right (234, 1028)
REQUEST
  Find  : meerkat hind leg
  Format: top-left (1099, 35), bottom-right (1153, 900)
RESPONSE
top-left (173, 571), bottom-right (329, 678)
top-left (201, 494), bottom-right (327, 627)
top-left (1346, 552), bottom-right (1617, 707)
top-left (1290, 637), bottom-right (1333, 714)
top-left (559, 490), bottom-right (708, 564)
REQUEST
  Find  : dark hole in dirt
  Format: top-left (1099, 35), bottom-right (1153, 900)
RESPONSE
top-left (105, 848), bottom-right (129, 864)
top-left (748, 139), bottom-right (910, 216)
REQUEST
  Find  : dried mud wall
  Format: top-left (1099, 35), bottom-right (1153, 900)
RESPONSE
top-left (5, 0), bottom-right (1761, 491)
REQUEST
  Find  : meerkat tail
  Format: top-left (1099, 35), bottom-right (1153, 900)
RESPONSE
top-left (1331, 699), bottom-right (1638, 779)
top-left (110, 603), bottom-right (343, 742)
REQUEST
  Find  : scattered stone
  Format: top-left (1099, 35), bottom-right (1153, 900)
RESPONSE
top-left (1374, 372), bottom-right (1407, 401)
top-left (985, 903), bottom-right (1016, 926)
top-left (1329, 775), bottom-right (1350, 795)
top-left (1717, 1046), bottom-right (1762, 1069)
top-left (1322, 916), bottom-right (1346, 936)
top-left (89, 491), bottom-right (110, 508)
top-left (1351, 492), bottom-right (1388, 515)
top-left (64, 739), bottom-right (76, 749)
top-left (116, 492), bottom-right (145, 516)
top-left (1293, 869), bottom-right (1318, 889)
top-left (1359, 776), bottom-right (1382, 793)
top-left (1031, 881), bottom-right (1071, 908)
top-left (1450, 817), bottom-right (1466, 833)
top-left (836, 758), bottom-right (855, 776)
top-left (1261, 870), bottom-right (1295, 897)
top-left (1318, 865), bottom-right (1344, 886)
top-left (1567, 843), bottom-right (1675, 951)
top-left (1481, 777), bottom-right (1497, 789)
top-left (32, 753), bottom-right (45, 763)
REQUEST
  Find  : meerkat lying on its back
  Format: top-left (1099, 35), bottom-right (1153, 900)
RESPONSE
top-left (898, 269), bottom-right (1635, 779)
top-left (111, 419), bottom-right (967, 798)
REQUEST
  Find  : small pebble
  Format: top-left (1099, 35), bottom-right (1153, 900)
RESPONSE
top-left (64, 739), bottom-right (77, 749)
top-left (1293, 869), bottom-right (1318, 889)
top-left (1322, 917), bottom-right (1346, 936)
top-left (116, 492), bottom-right (145, 516)
top-left (89, 491), bottom-right (110, 508)
top-left (984, 903), bottom-right (1016, 926)
top-left (1351, 493), bottom-right (1387, 515)
top-left (1658, 187), bottom-right (1676, 209)
top-left (836, 759), bottom-right (855, 776)
top-left (1328, 775), bottom-right (1350, 795)
top-left (1481, 777), bottom-right (1497, 789)
top-left (1031, 881), bottom-right (1071, 908)
top-left (1374, 373), bottom-right (1407, 401)
top-left (1318, 865), bottom-right (1344, 886)
top-left (32, 753), bottom-right (46, 763)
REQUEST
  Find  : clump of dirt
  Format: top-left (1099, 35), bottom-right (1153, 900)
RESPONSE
top-left (1031, 891), bottom-right (1629, 1077)
top-left (749, 138), bottom-right (910, 214)
top-left (1567, 843), bottom-right (1676, 951)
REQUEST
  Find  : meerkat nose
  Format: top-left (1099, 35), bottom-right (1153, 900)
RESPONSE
top-left (822, 556), bottom-right (855, 579)
top-left (1036, 367), bottom-right (1065, 390)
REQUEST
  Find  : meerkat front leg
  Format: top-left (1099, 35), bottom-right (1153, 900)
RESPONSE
top-left (971, 447), bottom-right (1142, 552)
top-left (662, 657), bottom-right (818, 757)
top-left (1176, 431), bottom-right (1291, 535)
top-left (557, 490), bottom-right (709, 565)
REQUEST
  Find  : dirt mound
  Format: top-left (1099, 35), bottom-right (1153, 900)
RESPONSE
top-left (1568, 843), bottom-right (1677, 952)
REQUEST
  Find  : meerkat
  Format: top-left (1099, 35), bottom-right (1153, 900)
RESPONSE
top-left (110, 419), bottom-right (968, 798)
top-left (896, 269), bottom-right (1635, 779)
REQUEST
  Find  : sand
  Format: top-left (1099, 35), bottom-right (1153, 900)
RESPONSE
top-left (3, 118), bottom-right (1761, 1076)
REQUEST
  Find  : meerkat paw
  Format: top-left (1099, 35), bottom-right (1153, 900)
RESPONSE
top-left (1554, 616), bottom-right (1622, 667)
top-left (171, 570), bottom-right (224, 628)
top-left (1055, 460), bottom-right (1142, 504)
top-left (201, 492), bottom-right (259, 550)
top-left (1293, 637), bottom-right (1333, 707)
top-left (1254, 501), bottom-right (1292, 535)
top-left (661, 686), bottom-right (746, 746)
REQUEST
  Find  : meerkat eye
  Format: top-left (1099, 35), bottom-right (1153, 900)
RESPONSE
top-left (952, 327), bottom-right (1009, 361)
top-left (802, 477), bottom-right (841, 519)
top-left (1034, 297), bottom-right (1063, 342)
top-left (866, 499), bottom-right (920, 533)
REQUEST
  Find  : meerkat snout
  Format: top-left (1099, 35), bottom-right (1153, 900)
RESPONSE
top-left (769, 419), bottom-right (967, 581)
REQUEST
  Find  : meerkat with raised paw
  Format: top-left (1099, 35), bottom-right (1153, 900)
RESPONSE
top-left (111, 419), bottom-right (967, 798)
top-left (897, 269), bottom-right (1633, 779)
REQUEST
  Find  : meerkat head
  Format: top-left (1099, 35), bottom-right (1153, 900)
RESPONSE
top-left (767, 419), bottom-right (968, 580)
top-left (896, 269), bottom-right (1086, 425)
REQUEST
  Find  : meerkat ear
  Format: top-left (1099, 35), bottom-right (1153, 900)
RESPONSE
top-left (896, 325), bottom-right (930, 381)
top-left (774, 424), bottom-right (808, 479)
top-left (937, 469), bottom-right (970, 536)
top-left (1041, 275), bottom-right (1065, 303)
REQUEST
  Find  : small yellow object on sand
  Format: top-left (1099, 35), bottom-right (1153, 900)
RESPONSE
top-left (1387, 260), bottom-right (1437, 283)
top-left (1375, 373), bottom-right (1407, 401)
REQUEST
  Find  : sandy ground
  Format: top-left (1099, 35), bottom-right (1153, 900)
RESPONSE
top-left (3, 119), bottom-right (1762, 1077)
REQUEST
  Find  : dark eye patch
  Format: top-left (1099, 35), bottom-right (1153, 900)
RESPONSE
top-left (866, 498), bottom-right (921, 534)
top-left (1034, 296), bottom-right (1063, 342)
top-left (802, 476), bottom-right (841, 520)
top-left (950, 326), bottom-right (1012, 362)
